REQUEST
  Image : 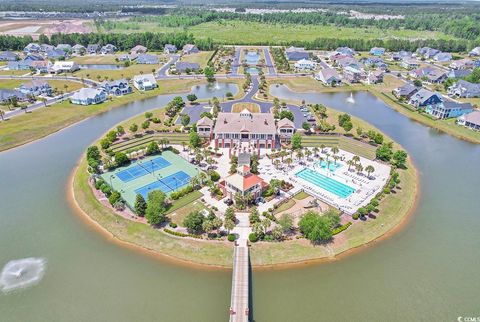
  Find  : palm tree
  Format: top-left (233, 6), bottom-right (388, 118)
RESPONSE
top-left (332, 155), bottom-right (339, 165)
top-left (181, 141), bottom-right (186, 151)
top-left (320, 144), bottom-right (326, 153)
top-left (296, 150), bottom-right (303, 161)
top-left (273, 159), bottom-right (280, 169)
top-left (365, 165), bottom-right (375, 179)
top-left (347, 159), bottom-right (354, 172)
top-left (199, 172), bottom-right (207, 185)
top-left (332, 146), bottom-right (339, 155)
top-left (352, 155), bottom-right (360, 165)
top-left (286, 158), bottom-right (293, 168)
top-left (356, 164), bottom-right (364, 175)
top-left (313, 146), bottom-right (319, 156)
top-left (280, 150), bottom-right (287, 162)
top-left (0, 109), bottom-right (4, 121)
top-left (190, 176), bottom-right (199, 187)
top-left (305, 149), bottom-right (312, 160)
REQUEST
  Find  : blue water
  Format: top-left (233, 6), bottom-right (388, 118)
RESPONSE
top-left (319, 160), bottom-right (342, 172)
top-left (116, 156), bottom-right (171, 182)
top-left (245, 67), bottom-right (260, 75)
top-left (134, 171), bottom-right (191, 199)
top-left (296, 168), bottom-right (355, 198)
top-left (245, 51), bottom-right (260, 65)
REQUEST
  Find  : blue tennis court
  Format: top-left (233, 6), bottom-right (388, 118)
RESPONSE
top-left (134, 171), bottom-right (191, 199)
top-left (116, 157), bottom-right (171, 182)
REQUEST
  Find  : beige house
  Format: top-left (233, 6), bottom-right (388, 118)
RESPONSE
top-left (197, 116), bottom-right (214, 137)
top-left (277, 118), bottom-right (295, 142)
top-left (221, 165), bottom-right (267, 200)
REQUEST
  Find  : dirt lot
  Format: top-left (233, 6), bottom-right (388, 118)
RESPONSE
top-left (0, 19), bottom-right (92, 39)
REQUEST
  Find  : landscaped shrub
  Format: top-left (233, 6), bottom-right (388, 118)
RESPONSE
top-left (332, 222), bottom-right (352, 235)
top-left (100, 184), bottom-right (112, 196)
top-left (227, 234), bottom-right (236, 242)
top-left (163, 228), bottom-right (202, 239)
top-left (352, 213), bottom-right (359, 220)
top-left (95, 179), bottom-right (105, 190)
top-left (108, 190), bottom-right (121, 206)
top-left (169, 222), bottom-right (178, 228)
top-left (383, 187), bottom-right (391, 194)
top-left (248, 233), bottom-right (258, 243)
top-left (210, 171), bottom-right (220, 182)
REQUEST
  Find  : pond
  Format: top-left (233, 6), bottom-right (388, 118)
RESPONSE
top-left (79, 64), bottom-right (124, 70)
top-left (245, 51), bottom-right (260, 65)
top-left (0, 83), bottom-right (479, 321)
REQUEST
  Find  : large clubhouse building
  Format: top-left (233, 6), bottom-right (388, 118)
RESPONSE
top-left (198, 109), bottom-right (295, 149)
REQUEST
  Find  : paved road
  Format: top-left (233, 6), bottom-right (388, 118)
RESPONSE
top-left (229, 47), bottom-right (241, 76)
top-left (157, 54), bottom-right (180, 79)
top-left (263, 47), bottom-right (277, 76)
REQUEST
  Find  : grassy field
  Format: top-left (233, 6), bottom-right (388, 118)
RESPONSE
top-left (180, 51), bottom-right (214, 69)
top-left (0, 79), bottom-right (210, 152)
top-left (72, 63), bottom-right (161, 81)
top-left (0, 70), bottom-right (30, 76)
top-left (0, 79), bottom-right (85, 92)
top-left (101, 19), bottom-right (457, 44)
top-left (232, 102), bottom-right (260, 113)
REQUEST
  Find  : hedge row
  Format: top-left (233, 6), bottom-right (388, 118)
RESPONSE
top-left (332, 222), bottom-right (352, 235)
top-left (163, 228), bottom-right (203, 239)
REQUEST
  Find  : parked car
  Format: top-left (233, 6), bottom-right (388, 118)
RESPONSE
top-left (223, 199), bottom-right (233, 206)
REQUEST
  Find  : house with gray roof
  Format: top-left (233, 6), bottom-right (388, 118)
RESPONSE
top-left (343, 65), bottom-right (365, 83)
top-left (468, 47), bottom-right (480, 57)
top-left (72, 44), bottom-right (86, 55)
top-left (40, 44), bottom-right (55, 52)
top-left (19, 80), bottom-right (53, 97)
top-left (425, 101), bottom-right (473, 119)
top-left (137, 54), bottom-right (159, 65)
top-left (45, 48), bottom-right (67, 60)
top-left (197, 116), bottom-right (214, 137)
top-left (23, 43), bottom-right (41, 54)
top-left (448, 80), bottom-right (480, 98)
top-left (277, 118), bottom-right (296, 141)
top-left (416, 47), bottom-right (440, 59)
top-left (133, 74), bottom-right (157, 91)
top-left (100, 44), bottom-right (117, 55)
top-left (182, 44), bottom-right (199, 55)
top-left (164, 44), bottom-right (177, 54)
top-left (285, 46), bottom-right (309, 61)
top-left (0, 51), bottom-right (18, 61)
top-left (408, 89), bottom-right (443, 108)
top-left (409, 67), bottom-right (447, 84)
top-left (86, 44), bottom-right (100, 55)
top-left (457, 110), bottom-right (480, 131)
top-left (0, 89), bottom-right (27, 103)
top-left (56, 44), bottom-right (72, 52)
top-left (70, 88), bottom-right (107, 105)
top-left (130, 45), bottom-right (147, 55)
top-left (447, 69), bottom-right (472, 79)
top-left (175, 61), bottom-right (200, 73)
top-left (8, 60), bottom-right (33, 70)
top-left (314, 68), bottom-right (342, 86)
top-left (434, 52), bottom-right (452, 62)
top-left (335, 47), bottom-right (356, 56)
top-left (393, 84), bottom-right (419, 100)
top-left (100, 79), bottom-right (132, 96)
top-left (449, 59), bottom-right (474, 70)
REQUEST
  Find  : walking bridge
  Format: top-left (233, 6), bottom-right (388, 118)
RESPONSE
top-left (229, 244), bottom-right (250, 322)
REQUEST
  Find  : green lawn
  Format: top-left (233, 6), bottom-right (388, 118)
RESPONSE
top-left (166, 190), bottom-right (203, 215)
top-left (0, 79), bottom-right (84, 92)
top-left (180, 51), bottom-right (214, 69)
top-left (293, 191), bottom-right (310, 200)
top-left (274, 199), bottom-right (296, 214)
top-left (72, 63), bottom-right (161, 81)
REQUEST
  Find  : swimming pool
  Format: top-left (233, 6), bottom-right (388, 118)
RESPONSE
top-left (296, 168), bottom-right (355, 199)
top-left (319, 160), bottom-right (342, 172)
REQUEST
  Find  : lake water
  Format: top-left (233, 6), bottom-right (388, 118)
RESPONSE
top-left (1, 83), bottom-right (479, 321)
top-left (245, 51), bottom-right (260, 65)
top-left (79, 64), bottom-right (124, 70)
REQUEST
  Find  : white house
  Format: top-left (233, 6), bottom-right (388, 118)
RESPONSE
top-left (294, 59), bottom-right (317, 70)
top-left (133, 74), bottom-right (157, 91)
top-left (70, 88), bottom-right (107, 105)
top-left (315, 68), bottom-right (342, 86)
top-left (50, 61), bottom-right (80, 74)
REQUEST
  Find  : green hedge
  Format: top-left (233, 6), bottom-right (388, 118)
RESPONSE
top-left (163, 228), bottom-right (202, 239)
top-left (333, 222), bottom-right (352, 235)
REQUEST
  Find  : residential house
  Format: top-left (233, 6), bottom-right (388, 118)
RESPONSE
top-left (315, 68), bottom-right (342, 86)
top-left (118, 54), bottom-right (136, 62)
top-left (175, 61), bottom-right (200, 73)
top-left (0, 89), bottom-right (27, 103)
top-left (31, 60), bottom-right (52, 73)
top-left (365, 70), bottom-right (384, 84)
top-left (468, 47), bottom-right (480, 57)
top-left (416, 47), bottom-right (440, 59)
top-left (45, 48), bottom-right (67, 60)
top-left (361, 57), bottom-right (387, 70)
top-left (475, 60), bottom-right (480, 68)
top-left (449, 59), bottom-right (474, 70)
top-left (457, 110), bottom-right (480, 131)
top-left (137, 54), bottom-right (159, 65)
top-left (335, 47), bottom-right (356, 56)
top-left (285, 46), bottom-right (309, 61)
top-left (182, 44), bottom-right (199, 55)
top-left (197, 116), bottom-right (214, 138)
top-left (370, 47), bottom-right (385, 56)
top-left (164, 44), bottom-right (177, 54)
top-left (409, 67), bottom-right (447, 84)
top-left (391, 51), bottom-right (412, 61)
top-left (50, 61), bottom-right (80, 74)
top-left (294, 59), bottom-right (317, 70)
top-left (408, 89), bottom-right (443, 108)
top-left (0, 51), bottom-right (18, 61)
top-left (24, 54), bottom-right (44, 62)
top-left (72, 44), bottom-right (86, 55)
top-left (433, 52), bottom-right (452, 62)
top-left (133, 74), bottom-right (157, 91)
top-left (336, 56), bottom-right (361, 69)
top-left (393, 84), bottom-right (419, 100)
top-left (400, 58), bottom-right (420, 70)
top-left (86, 44), bottom-right (100, 55)
top-left (56, 44), bottom-right (72, 52)
top-left (130, 45), bottom-right (147, 55)
top-left (23, 43), bottom-right (41, 54)
top-left (343, 65), bottom-right (364, 83)
top-left (447, 69), bottom-right (472, 79)
top-left (425, 101), bottom-right (473, 119)
top-left (220, 165), bottom-right (268, 201)
top-left (448, 80), bottom-right (480, 98)
top-left (8, 60), bottom-right (33, 70)
top-left (40, 44), bottom-right (55, 52)
top-left (99, 79), bottom-right (132, 96)
top-left (100, 44), bottom-right (117, 55)
top-left (70, 88), bottom-right (107, 105)
top-left (277, 118), bottom-right (296, 142)
top-left (329, 52), bottom-right (350, 63)
top-left (18, 80), bottom-right (53, 96)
